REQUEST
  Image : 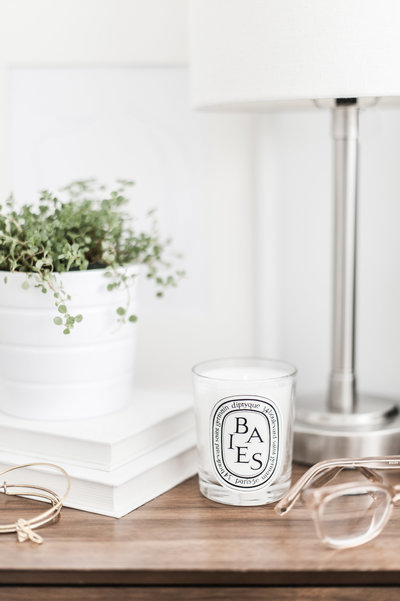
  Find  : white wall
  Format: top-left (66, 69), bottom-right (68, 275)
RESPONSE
top-left (3, 0), bottom-right (400, 402)
top-left (2, 1), bottom-right (256, 392)
top-left (256, 107), bottom-right (400, 401)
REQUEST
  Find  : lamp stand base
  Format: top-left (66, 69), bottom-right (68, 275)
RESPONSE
top-left (294, 394), bottom-right (400, 465)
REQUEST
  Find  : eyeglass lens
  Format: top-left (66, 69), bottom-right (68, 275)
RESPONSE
top-left (319, 487), bottom-right (391, 548)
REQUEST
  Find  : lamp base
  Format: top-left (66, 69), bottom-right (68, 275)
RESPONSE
top-left (294, 394), bottom-right (400, 465)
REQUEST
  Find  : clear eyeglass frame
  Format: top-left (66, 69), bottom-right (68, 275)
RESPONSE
top-left (275, 455), bottom-right (400, 549)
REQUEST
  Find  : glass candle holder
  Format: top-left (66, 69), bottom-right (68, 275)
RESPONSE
top-left (192, 357), bottom-right (297, 506)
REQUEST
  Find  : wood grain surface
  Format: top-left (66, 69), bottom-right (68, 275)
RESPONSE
top-left (0, 588), bottom-right (399, 601)
top-left (0, 464), bottom-right (399, 587)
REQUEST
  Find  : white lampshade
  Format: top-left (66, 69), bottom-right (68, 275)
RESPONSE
top-left (189, 0), bottom-right (400, 110)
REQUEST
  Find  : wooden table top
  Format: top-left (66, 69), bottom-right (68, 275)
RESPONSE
top-left (0, 463), bottom-right (399, 587)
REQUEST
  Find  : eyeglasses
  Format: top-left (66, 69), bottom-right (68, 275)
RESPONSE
top-left (275, 455), bottom-right (400, 549)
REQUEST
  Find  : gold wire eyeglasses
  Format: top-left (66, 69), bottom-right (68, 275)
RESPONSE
top-left (0, 463), bottom-right (70, 544)
top-left (275, 455), bottom-right (400, 549)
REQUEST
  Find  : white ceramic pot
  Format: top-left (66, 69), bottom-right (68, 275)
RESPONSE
top-left (0, 268), bottom-right (138, 420)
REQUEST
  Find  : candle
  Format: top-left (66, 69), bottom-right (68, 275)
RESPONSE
top-left (192, 358), bottom-right (297, 506)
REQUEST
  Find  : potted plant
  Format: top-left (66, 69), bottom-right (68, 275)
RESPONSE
top-left (0, 180), bottom-right (183, 420)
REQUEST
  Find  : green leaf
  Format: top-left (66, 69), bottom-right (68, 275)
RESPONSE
top-left (53, 316), bottom-right (63, 325)
top-left (63, 328), bottom-right (70, 335)
top-left (21, 280), bottom-right (30, 290)
top-left (129, 314), bottom-right (137, 323)
top-left (75, 314), bottom-right (83, 322)
top-left (0, 177), bottom-right (183, 332)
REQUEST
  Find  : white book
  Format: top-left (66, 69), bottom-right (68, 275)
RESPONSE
top-left (0, 429), bottom-right (197, 518)
top-left (0, 389), bottom-right (194, 471)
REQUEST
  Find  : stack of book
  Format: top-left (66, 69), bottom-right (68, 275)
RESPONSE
top-left (0, 389), bottom-right (196, 517)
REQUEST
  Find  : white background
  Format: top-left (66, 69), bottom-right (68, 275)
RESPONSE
top-left (10, 66), bottom-right (257, 391)
top-left (3, 0), bottom-right (400, 401)
top-left (256, 109), bottom-right (400, 400)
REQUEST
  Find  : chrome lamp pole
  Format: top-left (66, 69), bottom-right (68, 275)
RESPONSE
top-left (294, 98), bottom-right (400, 464)
top-left (190, 0), bottom-right (400, 464)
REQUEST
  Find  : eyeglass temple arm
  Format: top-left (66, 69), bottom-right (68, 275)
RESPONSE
top-left (275, 460), bottom-right (386, 516)
top-left (357, 466), bottom-right (383, 483)
top-left (311, 465), bottom-right (382, 490)
top-left (275, 463), bottom-right (339, 516)
top-left (307, 465), bottom-right (343, 489)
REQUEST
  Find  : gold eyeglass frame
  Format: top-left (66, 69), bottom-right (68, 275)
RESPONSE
top-left (275, 455), bottom-right (400, 549)
top-left (0, 463), bottom-right (71, 544)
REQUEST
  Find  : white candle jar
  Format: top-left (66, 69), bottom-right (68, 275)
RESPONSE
top-left (192, 358), bottom-right (297, 506)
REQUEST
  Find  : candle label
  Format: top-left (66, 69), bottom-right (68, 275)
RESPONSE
top-left (210, 396), bottom-right (280, 490)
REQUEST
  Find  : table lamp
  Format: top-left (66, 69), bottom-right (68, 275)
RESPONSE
top-left (189, 0), bottom-right (400, 463)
